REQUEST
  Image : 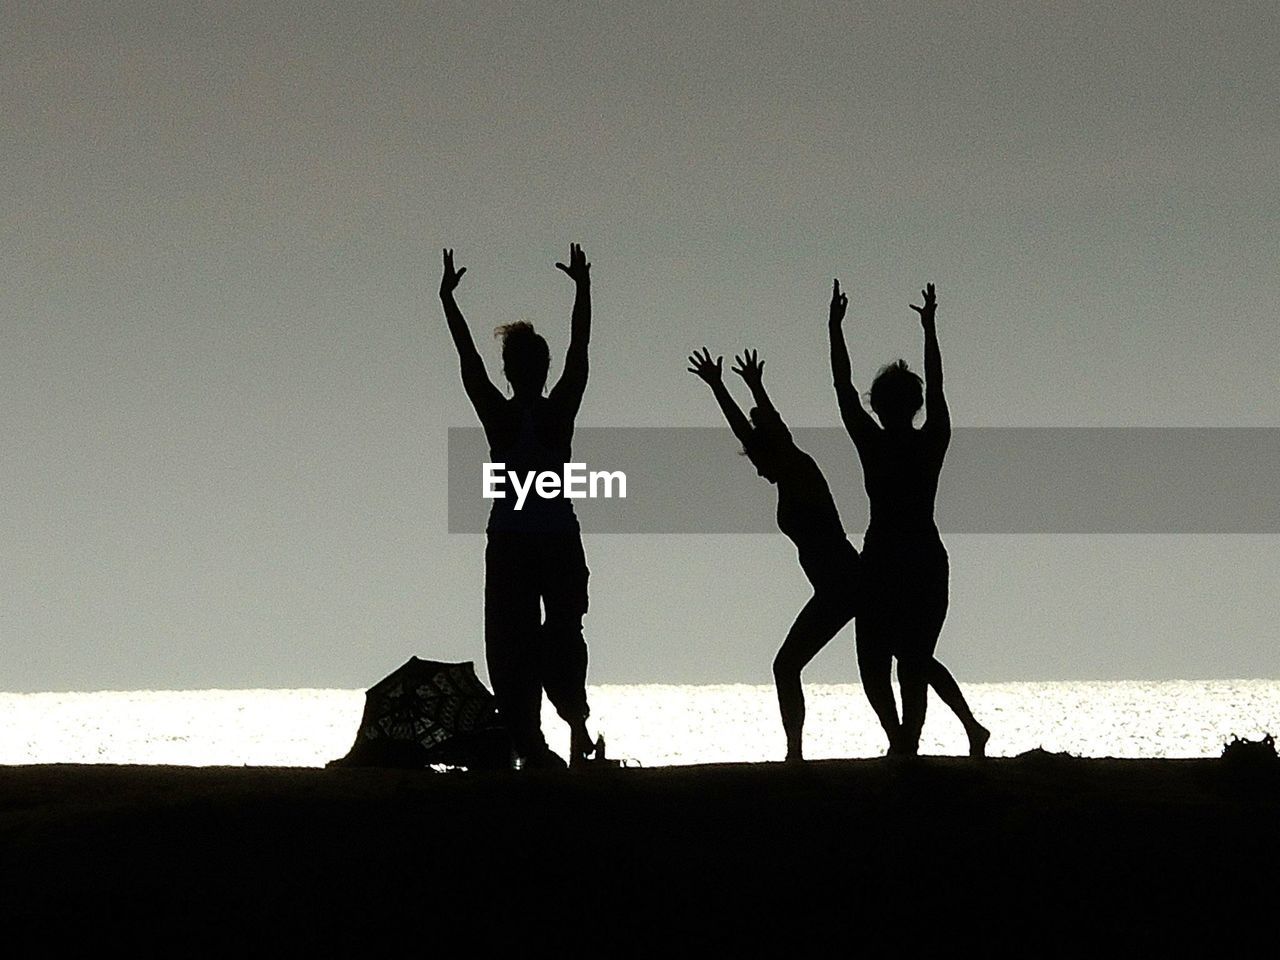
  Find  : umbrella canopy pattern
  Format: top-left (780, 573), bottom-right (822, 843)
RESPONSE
top-left (331, 658), bottom-right (510, 770)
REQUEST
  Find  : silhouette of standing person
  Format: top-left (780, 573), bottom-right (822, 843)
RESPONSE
top-left (688, 346), bottom-right (860, 761)
top-left (829, 279), bottom-right (989, 756)
top-left (439, 244), bottom-right (599, 769)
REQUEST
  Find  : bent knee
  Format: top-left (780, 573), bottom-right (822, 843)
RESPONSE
top-left (772, 652), bottom-right (802, 682)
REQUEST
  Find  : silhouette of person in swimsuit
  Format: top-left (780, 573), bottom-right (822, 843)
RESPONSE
top-left (828, 279), bottom-right (989, 756)
top-left (688, 346), bottom-right (860, 761)
top-left (439, 245), bottom-right (600, 769)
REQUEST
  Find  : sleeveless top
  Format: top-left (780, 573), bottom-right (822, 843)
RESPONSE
top-left (484, 397), bottom-right (578, 534)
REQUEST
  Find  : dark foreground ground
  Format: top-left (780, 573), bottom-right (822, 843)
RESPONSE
top-left (1, 754), bottom-right (1277, 954)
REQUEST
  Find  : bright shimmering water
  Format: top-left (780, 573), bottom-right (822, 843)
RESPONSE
top-left (0, 680), bottom-right (1277, 767)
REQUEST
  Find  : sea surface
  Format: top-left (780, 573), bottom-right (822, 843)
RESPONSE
top-left (1, 680), bottom-right (1278, 767)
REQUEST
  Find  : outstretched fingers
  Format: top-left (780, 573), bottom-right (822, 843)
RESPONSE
top-left (731, 348), bottom-right (764, 382)
top-left (687, 347), bottom-right (723, 380)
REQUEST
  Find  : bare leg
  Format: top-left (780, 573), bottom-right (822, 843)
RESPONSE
top-left (926, 659), bottom-right (990, 757)
top-left (896, 559), bottom-right (950, 756)
top-left (856, 613), bottom-right (901, 754)
top-left (774, 592), bottom-right (856, 762)
top-left (897, 654), bottom-right (930, 754)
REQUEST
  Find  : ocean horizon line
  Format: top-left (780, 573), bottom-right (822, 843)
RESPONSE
top-left (2, 675), bottom-right (1277, 697)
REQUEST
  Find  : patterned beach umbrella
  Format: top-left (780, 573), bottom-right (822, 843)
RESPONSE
top-left (331, 658), bottom-right (509, 770)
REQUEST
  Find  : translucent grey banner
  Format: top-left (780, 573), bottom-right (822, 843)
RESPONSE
top-left (447, 427), bottom-right (1280, 534)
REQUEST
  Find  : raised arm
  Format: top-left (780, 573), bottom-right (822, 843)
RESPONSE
top-left (687, 348), bottom-right (753, 450)
top-left (731, 348), bottom-right (785, 424)
top-left (827, 279), bottom-right (878, 445)
top-left (549, 242), bottom-right (591, 415)
top-left (439, 248), bottom-right (503, 420)
top-left (911, 282), bottom-right (950, 440)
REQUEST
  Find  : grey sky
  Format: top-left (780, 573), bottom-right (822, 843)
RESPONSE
top-left (2, 2), bottom-right (1278, 690)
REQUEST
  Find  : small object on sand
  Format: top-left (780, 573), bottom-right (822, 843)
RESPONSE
top-left (329, 658), bottom-right (510, 771)
top-left (572, 733), bottom-right (624, 770)
top-left (1221, 733), bottom-right (1278, 772)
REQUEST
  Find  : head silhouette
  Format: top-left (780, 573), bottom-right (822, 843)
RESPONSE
top-left (495, 321), bottom-right (550, 396)
top-left (869, 360), bottom-right (923, 430)
top-left (746, 406), bottom-right (792, 483)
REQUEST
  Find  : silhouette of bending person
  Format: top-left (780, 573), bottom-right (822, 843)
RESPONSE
top-left (688, 346), bottom-right (860, 761)
top-left (439, 245), bottom-right (599, 769)
top-left (829, 279), bottom-right (989, 756)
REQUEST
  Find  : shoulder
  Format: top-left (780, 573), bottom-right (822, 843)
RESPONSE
top-left (852, 422), bottom-right (882, 457)
top-left (906, 426), bottom-right (947, 470)
top-left (478, 391), bottom-right (511, 421)
top-left (793, 446), bottom-right (822, 475)
top-left (918, 418), bottom-right (951, 451)
top-left (480, 396), bottom-right (517, 434)
top-left (538, 390), bottom-right (577, 427)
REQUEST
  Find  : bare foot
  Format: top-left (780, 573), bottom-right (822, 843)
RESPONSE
top-left (569, 724), bottom-right (595, 768)
top-left (968, 724), bottom-right (991, 759)
top-left (886, 731), bottom-right (917, 757)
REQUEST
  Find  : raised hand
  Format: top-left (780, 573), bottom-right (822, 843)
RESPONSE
top-left (440, 248), bottom-right (467, 296)
top-left (731, 348), bottom-right (765, 388)
top-left (686, 347), bottom-right (723, 385)
top-left (555, 242), bottom-right (591, 284)
top-left (830, 278), bottom-right (849, 326)
top-left (910, 282), bottom-right (937, 325)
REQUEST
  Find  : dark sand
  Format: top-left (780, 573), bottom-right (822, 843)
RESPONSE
top-left (2, 754), bottom-right (1276, 953)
